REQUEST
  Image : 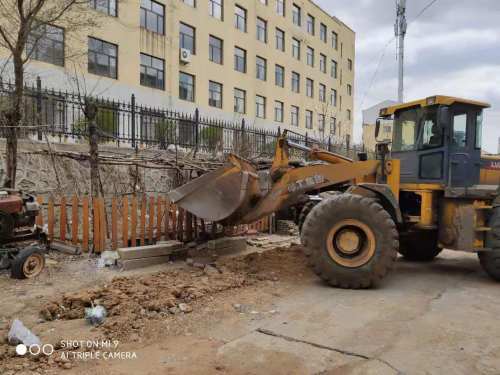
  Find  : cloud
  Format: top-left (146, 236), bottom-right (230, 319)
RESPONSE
top-left (314, 0), bottom-right (500, 153)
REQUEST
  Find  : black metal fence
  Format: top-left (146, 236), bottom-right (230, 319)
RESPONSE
top-left (0, 77), bottom-right (366, 159)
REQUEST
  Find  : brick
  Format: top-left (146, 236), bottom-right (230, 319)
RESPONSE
top-left (119, 256), bottom-right (170, 271)
top-left (118, 241), bottom-right (183, 260)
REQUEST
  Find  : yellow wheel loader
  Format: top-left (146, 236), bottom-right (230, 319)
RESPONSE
top-left (169, 96), bottom-right (500, 289)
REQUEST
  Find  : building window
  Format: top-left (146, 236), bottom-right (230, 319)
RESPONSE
top-left (275, 64), bottom-right (284, 87)
top-left (140, 53), bottom-right (164, 90)
top-left (209, 0), bottom-right (223, 20)
top-left (306, 14), bottom-right (315, 35)
top-left (209, 35), bottom-right (223, 64)
top-left (234, 88), bottom-right (246, 113)
top-left (180, 23), bottom-right (196, 54)
top-left (274, 101), bottom-right (284, 122)
top-left (140, 0), bottom-right (164, 35)
top-left (27, 24), bottom-right (65, 67)
top-left (331, 59), bottom-right (338, 78)
top-left (292, 38), bottom-right (300, 60)
top-left (235, 5), bottom-right (247, 32)
top-left (275, 28), bottom-right (285, 51)
top-left (330, 89), bottom-right (337, 106)
top-left (292, 4), bottom-right (301, 26)
top-left (234, 47), bottom-right (246, 72)
top-left (319, 54), bottom-right (326, 73)
top-left (347, 109), bottom-right (351, 120)
top-left (276, 0), bottom-right (285, 16)
top-left (306, 46), bottom-right (314, 67)
top-left (182, 0), bottom-right (196, 7)
top-left (330, 117), bottom-right (336, 135)
top-left (291, 106), bottom-right (299, 127)
top-left (209, 81), bottom-right (223, 108)
top-left (319, 84), bottom-right (326, 102)
top-left (179, 72), bottom-right (195, 101)
top-left (258, 0), bottom-right (267, 4)
top-left (90, 0), bottom-right (117, 16)
top-left (256, 17), bottom-right (267, 43)
top-left (291, 71), bottom-right (300, 93)
top-left (348, 58), bottom-right (353, 71)
top-left (88, 37), bottom-right (117, 79)
top-left (320, 23), bottom-right (327, 43)
top-left (347, 84), bottom-right (352, 96)
top-left (256, 56), bottom-right (267, 81)
top-left (318, 114), bottom-right (325, 132)
top-left (306, 78), bottom-right (313, 98)
top-left (306, 110), bottom-right (313, 129)
top-left (256, 95), bottom-right (266, 118)
top-left (332, 31), bottom-right (338, 50)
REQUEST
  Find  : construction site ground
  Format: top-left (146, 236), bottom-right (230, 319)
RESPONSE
top-left (1, 236), bottom-right (500, 375)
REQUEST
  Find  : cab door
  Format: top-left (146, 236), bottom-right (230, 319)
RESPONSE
top-left (448, 108), bottom-right (481, 187)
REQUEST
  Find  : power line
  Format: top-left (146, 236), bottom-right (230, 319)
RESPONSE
top-left (408, 0), bottom-right (440, 26)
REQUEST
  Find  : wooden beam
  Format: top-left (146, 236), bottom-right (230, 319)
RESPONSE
top-left (82, 197), bottom-right (89, 252)
top-left (111, 197), bottom-right (118, 250)
top-left (122, 196), bottom-right (129, 248)
top-left (71, 195), bottom-right (79, 245)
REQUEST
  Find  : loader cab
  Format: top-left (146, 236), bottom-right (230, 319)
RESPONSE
top-left (378, 96), bottom-right (490, 188)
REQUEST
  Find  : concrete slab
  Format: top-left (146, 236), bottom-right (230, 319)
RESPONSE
top-left (119, 255), bottom-right (170, 270)
top-left (118, 241), bottom-right (183, 260)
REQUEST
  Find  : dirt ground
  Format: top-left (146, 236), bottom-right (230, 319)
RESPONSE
top-left (1, 239), bottom-right (500, 375)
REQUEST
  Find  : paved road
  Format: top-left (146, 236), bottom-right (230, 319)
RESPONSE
top-left (203, 251), bottom-right (500, 374)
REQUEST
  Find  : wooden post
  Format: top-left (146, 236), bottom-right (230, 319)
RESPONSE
top-left (156, 196), bottom-right (162, 241)
top-left (148, 196), bottom-right (155, 244)
top-left (82, 197), bottom-right (89, 252)
top-left (171, 204), bottom-right (177, 240)
top-left (93, 198), bottom-right (100, 253)
top-left (111, 197), bottom-right (118, 250)
top-left (47, 198), bottom-right (54, 241)
top-left (71, 195), bottom-right (79, 245)
top-left (140, 195), bottom-right (146, 246)
top-left (35, 196), bottom-right (44, 227)
top-left (122, 196), bottom-right (129, 248)
top-left (131, 196), bottom-right (137, 247)
top-left (164, 199), bottom-right (170, 241)
top-left (177, 207), bottom-right (184, 242)
top-left (59, 197), bottom-right (67, 241)
top-left (99, 198), bottom-right (106, 251)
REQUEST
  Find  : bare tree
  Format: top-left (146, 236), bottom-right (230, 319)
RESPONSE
top-left (0, 0), bottom-right (99, 188)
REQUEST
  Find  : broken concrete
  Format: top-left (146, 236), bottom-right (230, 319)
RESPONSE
top-left (50, 241), bottom-right (81, 255)
top-left (118, 241), bottom-right (183, 260)
top-left (207, 237), bottom-right (247, 255)
top-left (7, 319), bottom-right (41, 347)
top-left (119, 255), bottom-right (171, 271)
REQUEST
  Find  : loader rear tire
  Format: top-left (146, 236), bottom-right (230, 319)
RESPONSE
top-left (301, 194), bottom-right (398, 289)
top-left (398, 231), bottom-right (442, 261)
top-left (479, 205), bottom-right (500, 281)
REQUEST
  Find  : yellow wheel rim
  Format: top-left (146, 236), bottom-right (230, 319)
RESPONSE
top-left (326, 219), bottom-right (376, 268)
top-left (22, 253), bottom-right (45, 278)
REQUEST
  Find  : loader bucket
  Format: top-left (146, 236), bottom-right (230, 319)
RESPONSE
top-left (167, 154), bottom-right (260, 223)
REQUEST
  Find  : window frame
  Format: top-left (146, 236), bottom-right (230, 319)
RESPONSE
top-left (305, 110), bottom-right (313, 129)
top-left (234, 46), bottom-right (247, 73)
top-left (27, 23), bottom-right (65, 67)
top-left (234, 88), bottom-right (246, 114)
top-left (235, 4), bottom-right (247, 32)
top-left (291, 71), bottom-right (300, 93)
top-left (275, 64), bottom-right (285, 88)
top-left (256, 95), bottom-right (266, 119)
top-left (291, 105), bottom-right (299, 127)
top-left (256, 17), bottom-right (268, 43)
top-left (209, 0), bottom-right (223, 20)
top-left (88, 36), bottom-right (118, 79)
top-left (320, 23), bottom-right (327, 43)
top-left (275, 27), bottom-right (285, 51)
top-left (140, 53), bottom-right (165, 90)
top-left (256, 56), bottom-right (267, 81)
top-left (209, 34), bottom-right (223, 64)
top-left (274, 101), bottom-right (284, 123)
top-left (179, 22), bottom-right (196, 54)
top-left (292, 38), bottom-right (301, 60)
top-left (89, 0), bottom-right (118, 17)
top-left (140, 0), bottom-right (165, 35)
top-left (306, 78), bottom-right (314, 98)
top-left (179, 71), bottom-right (195, 102)
top-left (209, 80), bottom-right (223, 108)
top-left (292, 4), bottom-right (301, 26)
top-left (276, 0), bottom-right (285, 16)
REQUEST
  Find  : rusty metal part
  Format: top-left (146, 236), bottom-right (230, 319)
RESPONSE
top-left (326, 219), bottom-right (376, 268)
top-left (22, 252), bottom-right (45, 278)
top-left (0, 194), bottom-right (23, 214)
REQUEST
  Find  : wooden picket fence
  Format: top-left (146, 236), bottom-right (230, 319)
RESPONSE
top-left (35, 195), bottom-right (270, 253)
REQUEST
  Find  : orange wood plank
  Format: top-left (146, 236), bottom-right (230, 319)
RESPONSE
top-left (171, 204), bottom-right (177, 240)
top-left (59, 197), bottom-right (67, 241)
top-left (156, 196), bottom-right (162, 241)
top-left (140, 195), bottom-right (146, 246)
top-left (47, 198), bottom-right (54, 241)
top-left (164, 199), bottom-right (170, 241)
top-left (35, 196), bottom-right (44, 227)
top-left (82, 197), bottom-right (89, 252)
top-left (131, 196), bottom-right (138, 247)
top-left (148, 196), bottom-right (155, 244)
top-left (122, 196), bottom-right (129, 248)
top-left (71, 195), bottom-right (78, 245)
top-left (111, 197), bottom-right (118, 250)
top-left (99, 198), bottom-right (106, 251)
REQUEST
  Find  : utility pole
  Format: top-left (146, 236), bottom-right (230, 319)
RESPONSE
top-left (395, 0), bottom-right (407, 103)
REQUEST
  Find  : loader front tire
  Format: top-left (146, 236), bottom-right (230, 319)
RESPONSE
top-left (301, 194), bottom-right (398, 289)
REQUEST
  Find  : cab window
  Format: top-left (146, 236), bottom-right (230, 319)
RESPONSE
top-left (452, 113), bottom-right (467, 148)
top-left (475, 111), bottom-right (483, 149)
top-left (420, 107), bottom-right (441, 149)
top-left (392, 108), bottom-right (419, 152)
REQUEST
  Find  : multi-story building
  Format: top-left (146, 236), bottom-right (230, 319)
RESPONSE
top-left (0, 0), bottom-right (355, 138)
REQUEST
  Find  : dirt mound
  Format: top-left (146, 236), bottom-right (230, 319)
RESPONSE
top-left (41, 245), bottom-right (307, 340)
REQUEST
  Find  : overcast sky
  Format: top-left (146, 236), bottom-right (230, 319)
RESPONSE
top-left (315, 0), bottom-right (500, 153)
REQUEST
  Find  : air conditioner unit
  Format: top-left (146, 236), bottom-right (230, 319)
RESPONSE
top-left (180, 48), bottom-right (191, 64)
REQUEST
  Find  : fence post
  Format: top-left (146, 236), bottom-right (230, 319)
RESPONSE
top-left (305, 132), bottom-right (308, 147)
top-left (194, 108), bottom-right (199, 152)
top-left (328, 136), bottom-right (332, 152)
top-left (36, 77), bottom-right (42, 141)
top-left (131, 94), bottom-right (136, 148)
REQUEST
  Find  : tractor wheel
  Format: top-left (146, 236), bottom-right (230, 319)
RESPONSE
top-left (301, 194), bottom-right (398, 289)
top-left (398, 231), bottom-right (442, 261)
top-left (11, 246), bottom-right (46, 279)
top-left (478, 206), bottom-right (500, 281)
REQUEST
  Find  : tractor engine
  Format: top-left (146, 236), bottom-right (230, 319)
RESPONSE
top-left (0, 190), bottom-right (40, 240)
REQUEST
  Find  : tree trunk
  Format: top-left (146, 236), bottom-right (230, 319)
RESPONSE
top-left (86, 100), bottom-right (100, 197)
